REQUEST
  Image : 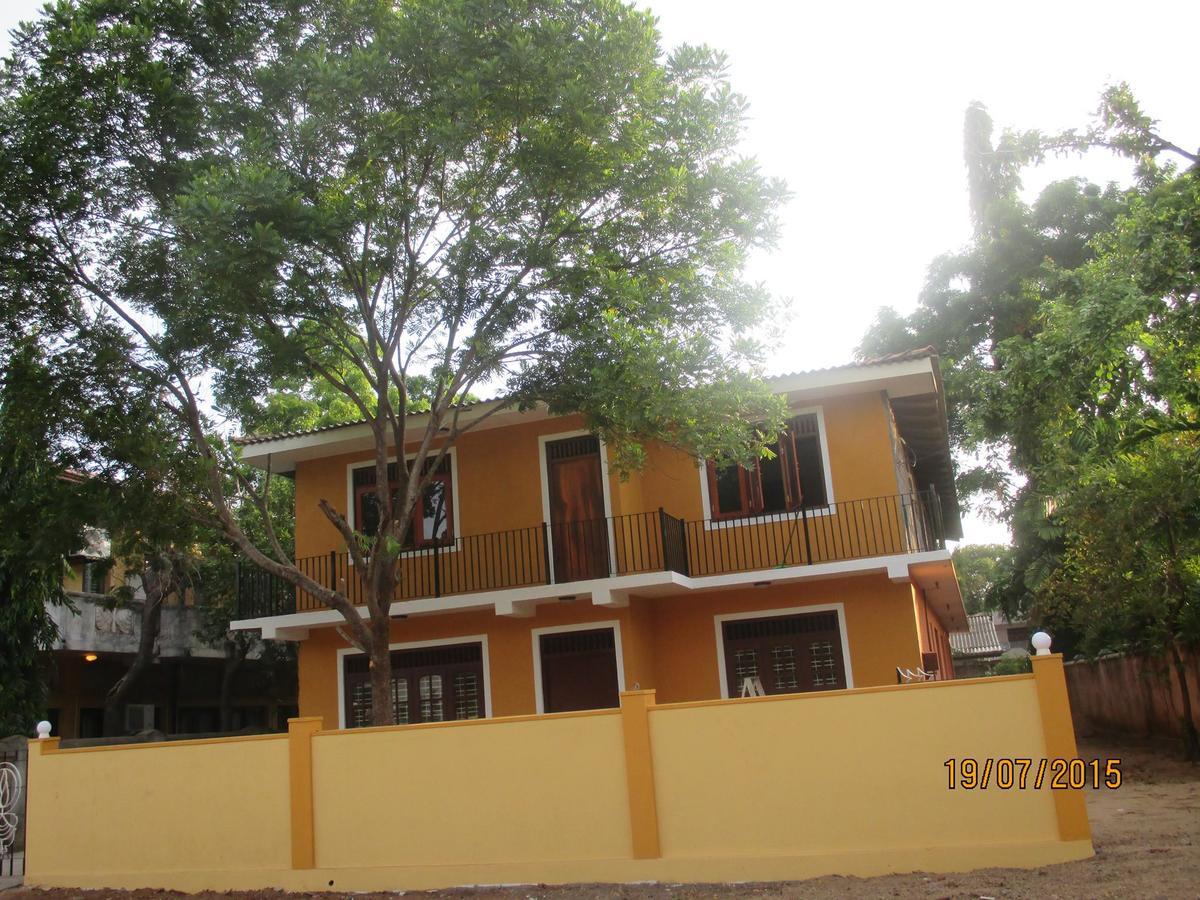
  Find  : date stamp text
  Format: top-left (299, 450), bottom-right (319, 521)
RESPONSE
top-left (944, 757), bottom-right (1122, 790)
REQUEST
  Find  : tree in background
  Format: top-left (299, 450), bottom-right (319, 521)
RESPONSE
top-left (192, 490), bottom-right (296, 733)
top-left (864, 85), bottom-right (1199, 757)
top-left (93, 453), bottom-right (206, 737)
top-left (0, 0), bottom-right (789, 724)
top-left (1005, 156), bottom-right (1200, 758)
top-left (861, 104), bottom-right (1128, 512)
top-left (0, 345), bottom-right (89, 735)
top-left (1036, 442), bottom-right (1200, 759)
top-left (950, 544), bottom-right (1011, 615)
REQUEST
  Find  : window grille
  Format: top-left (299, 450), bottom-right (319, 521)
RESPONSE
top-left (353, 456), bottom-right (450, 487)
top-left (540, 628), bottom-right (615, 656)
top-left (723, 611), bottom-right (845, 695)
top-left (419, 674), bottom-right (444, 722)
top-left (545, 435), bottom-right (600, 461)
top-left (734, 649), bottom-right (759, 684)
top-left (809, 641), bottom-right (838, 687)
top-left (453, 672), bottom-right (480, 720)
top-left (343, 641), bottom-right (484, 728)
top-left (771, 645), bottom-right (799, 691)
top-left (724, 611), bottom-right (839, 641)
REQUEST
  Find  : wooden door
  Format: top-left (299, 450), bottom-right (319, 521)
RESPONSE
top-left (545, 435), bottom-right (610, 582)
top-left (539, 628), bottom-right (620, 713)
top-left (722, 610), bottom-right (847, 695)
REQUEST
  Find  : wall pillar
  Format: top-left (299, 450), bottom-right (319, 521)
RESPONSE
top-left (1031, 653), bottom-right (1091, 842)
top-left (618, 690), bottom-right (661, 859)
top-left (286, 716), bottom-right (323, 869)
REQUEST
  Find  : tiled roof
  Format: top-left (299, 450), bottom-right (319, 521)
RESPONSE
top-left (770, 346), bottom-right (938, 381)
top-left (233, 348), bottom-right (940, 447)
top-left (949, 612), bottom-right (1004, 656)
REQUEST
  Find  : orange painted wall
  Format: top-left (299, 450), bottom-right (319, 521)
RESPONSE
top-left (298, 599), bottom-right (652, 725)
top-left (64, 558), bottom-right (129, 594)
top-left (295, 414), bottom-right (593, 559)
top-left (647, 576), bottom-right (922, 701)
top-left (297, 573), bottom-right (925, 724)
top-left (289, 387), bottom-right (928, 721)
top-left (291, 393), bottom-right (904, 561)
top-left (636, 392), bottom-right (901, 521)
top-left (913, 585), bottom-right (956, 678)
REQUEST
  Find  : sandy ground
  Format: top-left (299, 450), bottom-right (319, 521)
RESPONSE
top-left (4, 737), bottom-right (1197, 899)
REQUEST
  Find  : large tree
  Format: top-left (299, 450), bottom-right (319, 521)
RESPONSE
top-left (1007, 160), bottom-right (1200, 757)
top-left (950, 543), bottom-right (1011, 615)
top-left (0, 344), bottom-right (88, 735)
top-left (863, 86), bottom-right (1199, 756)
top-left (0, 0), bottom-right (788, 724)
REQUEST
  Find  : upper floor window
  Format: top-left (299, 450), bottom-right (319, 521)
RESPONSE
top-left (706, 413), bottom-right (829, 521)
top-left (81, 560), bottom-right (109, 595)
top-left (353, 455), bottom-right (454, 548)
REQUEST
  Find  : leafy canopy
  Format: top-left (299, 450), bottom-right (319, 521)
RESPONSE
top-left (0, 0), bottom-right (789, 724)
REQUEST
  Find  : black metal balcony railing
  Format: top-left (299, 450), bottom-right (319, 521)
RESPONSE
top-left (682, 489), bottom-right (944, 578)
top-left (236, 490), bottom-right (944, 619)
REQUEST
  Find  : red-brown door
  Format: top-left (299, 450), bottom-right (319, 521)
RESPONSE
top-left (545, 436), bottom-right (610, 582)
top-left (539, 628), bottom-right (620, 712)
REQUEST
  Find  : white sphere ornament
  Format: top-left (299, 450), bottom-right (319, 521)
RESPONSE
top-left (35, 720), bottom-right (52, 739)
top-left (1031, 632), bottom-right (1052, 656)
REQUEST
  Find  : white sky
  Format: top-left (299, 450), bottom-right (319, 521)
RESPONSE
top-left (3, 0), bottom-right (1197, 545)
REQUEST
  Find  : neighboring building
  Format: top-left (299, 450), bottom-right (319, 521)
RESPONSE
top-left (949, 610), bottom-right (1032, 677)
top-left (229, 349), bottom-right (967, 726)
top-left (45, 528), bottom-right (297, 739)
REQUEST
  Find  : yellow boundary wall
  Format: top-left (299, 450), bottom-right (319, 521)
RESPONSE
top-left (25, 654), bottom-right (1091, 892)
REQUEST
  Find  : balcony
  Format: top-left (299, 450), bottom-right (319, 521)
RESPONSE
top-left (235, 490), bottom-right (945, 619)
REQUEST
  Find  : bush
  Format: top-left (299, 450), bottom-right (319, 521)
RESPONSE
top-left (989, 654), bottom-right (1033, 676)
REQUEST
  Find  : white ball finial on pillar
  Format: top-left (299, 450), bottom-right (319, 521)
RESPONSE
top-left (1031, 632), bottom-right (1052, 656)
top-left (35, 720), bottom-right (52, 739)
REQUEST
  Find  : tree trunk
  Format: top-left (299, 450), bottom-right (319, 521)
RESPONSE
top-left (368, 549), bottom-right (398, 726)
top-left (1167, 641), bottom-right (1200, 762)
top-left (219, 638), bottom-right (247, 732)
top-left (369, 639), bottom-right (394, 726)
top-left (1161, 516), bottom-right (1199, 761)
top-left (102, 572), bottom-right (166, 736)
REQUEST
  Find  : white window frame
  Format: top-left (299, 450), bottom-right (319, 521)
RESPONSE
top-left (713, 602), bottom-right (854, 698)
top-left (530, 620), bottom-right (626, 715)
top-left (537, 429), bottom-right (616, 583)
top-left (697, 405), bottom-right (836, 530)
top-left (335, 633), bottom-right (492, 729)
top-left (344, 447), bottom-right (461, 557)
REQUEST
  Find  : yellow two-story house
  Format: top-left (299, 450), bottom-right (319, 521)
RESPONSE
top-left (230, 348), bottom-right (966, 728)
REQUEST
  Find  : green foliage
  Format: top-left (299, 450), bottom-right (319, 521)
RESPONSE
top-left (865, 85), bottom-right (1199, 755)
top-left (988, 654), bottom-right (1032, 676)
top-left (0, 0), bottom-right (789, 723)
top-left (1036, 440), bottom-right (1200, 656)
top-left (1006, 164), bottom-right (1200, 662)
top-left (0, 0), bottom-right (789, 519)
top-left (951, 543), bottom-right (1012, 615)
top-left (0, 343), bottom-right (86, 734)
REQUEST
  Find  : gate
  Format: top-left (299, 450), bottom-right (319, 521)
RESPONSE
top-left (0, 741), bottom-right (27, 879)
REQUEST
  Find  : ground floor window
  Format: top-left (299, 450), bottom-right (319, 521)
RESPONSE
top-left (721, 609), bottom-right (847, 696)
top-left (343, 642), bottom-right (485, 728)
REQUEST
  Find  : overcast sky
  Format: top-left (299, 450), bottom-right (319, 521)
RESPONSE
top-left (2, 1), bottom-right (1196, 544)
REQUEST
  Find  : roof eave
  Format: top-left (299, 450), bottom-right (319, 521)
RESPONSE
top-left (236, 399), bottom-right (538, 472)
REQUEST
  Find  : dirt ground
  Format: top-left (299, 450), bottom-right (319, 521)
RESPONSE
top-left (5, 737), bottom-right (1197, 899)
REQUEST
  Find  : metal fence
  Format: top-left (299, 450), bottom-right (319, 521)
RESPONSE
top-left (0, 741), bottom-right (27, 879)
